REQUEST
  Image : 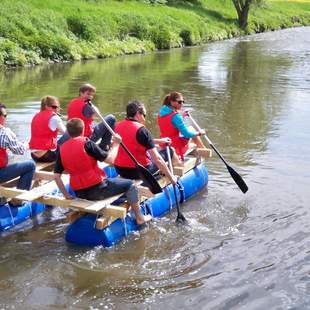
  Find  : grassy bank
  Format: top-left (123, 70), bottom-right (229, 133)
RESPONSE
top-left (0, 0), bottom-right (309, 67)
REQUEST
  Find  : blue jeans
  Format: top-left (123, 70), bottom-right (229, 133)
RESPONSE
top-left (75, 177), bottom-right (138, 204)
top-left (58, 114), bottom-right (116, 150)
top-left (0, 160), bottom-right (36, 190)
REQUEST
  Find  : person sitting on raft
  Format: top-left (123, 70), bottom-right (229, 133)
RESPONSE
top-left (0, 103), bottom-right (35, 206)
top-left (54, 118), bottom-right (151, 225)
top-left (158, 92), bottom-right (206, 160)
top-left (65, 83), bottom-right (116, 151)
top-left (114, 100), bottom-right (178, 183)
top-left (29, 96), bottom-right (66, 163)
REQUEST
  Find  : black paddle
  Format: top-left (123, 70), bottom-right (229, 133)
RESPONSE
top-left (88, 101), bottom-right (162, 194)
top-left (185, 111), bottom-right (248, 194)
top-left (166, 145), bottom-right (187, 224)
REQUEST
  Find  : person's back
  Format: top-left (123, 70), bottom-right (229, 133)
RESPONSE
top-left (114, 119), bottom-right (151, 169)
top-left (54, 117), bottom-right (151, 225)
top-left (114, 100), bottom-right (177, 185)
top-left (29, 96), bottom-right (65, 163)
top-left (60, 135), bottom-right (105, 191)
top-left (29, 109), bottom-right (58, 151)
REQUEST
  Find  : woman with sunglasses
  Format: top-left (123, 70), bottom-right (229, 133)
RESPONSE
top-left (29, 96), bottom-right (66, 162)
top-left (157, 92), bottom-right (205, 160)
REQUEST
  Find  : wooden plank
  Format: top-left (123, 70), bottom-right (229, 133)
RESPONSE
top-left (196, 148), bottom-right (212, 158)
top-left (96, 205), bottom-right (127, 230)
top-left (173, 157), bottom-right (198, 176)
top-left (0, 183), bottom-right (126, 216)
top-left (14, 176), bottom-right (69, 201)
top-left (184, 142), bottom-right (197, 156)
top-left (66, 211), bottom-right (86, 223)
top-left (105, 205), bottom-right (127, 219)
top-left (35, 162), bottom-right (55, 171)
top-left (96, 216), bottom-right (111, 230)
top-left (34, 171), bottom-right (56, 181)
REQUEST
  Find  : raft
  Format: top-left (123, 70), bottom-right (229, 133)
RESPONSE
top-left (65, 162), bottom-right (208, 247)
top-left (0, 165), bottom-right (117, 232)
top-left (0, 146), bottom-right (212, 247)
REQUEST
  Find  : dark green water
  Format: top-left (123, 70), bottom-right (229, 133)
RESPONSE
top-left (0, 27), bottom-right (309, 309)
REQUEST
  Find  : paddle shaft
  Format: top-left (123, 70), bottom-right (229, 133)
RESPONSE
top-left (186, 111), bottom-right (248, 194)
top-left (166, 146), bottom-right (186, 222)
top-left (89, 101), bottom-right (140, 166)
top-left (188, 112), bottom-right (229, 166)
top-left (88, 101), bottom-right (162, 194)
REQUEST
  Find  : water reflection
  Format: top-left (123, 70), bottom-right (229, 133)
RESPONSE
top-left (0, 27), bottom-right (310, 309)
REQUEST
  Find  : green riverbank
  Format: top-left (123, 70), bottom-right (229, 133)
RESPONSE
top-left (0, 0), bottom-right (309, 67)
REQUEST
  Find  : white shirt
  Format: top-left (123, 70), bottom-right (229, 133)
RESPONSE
top-left (48, 114), bottom-right (66, 134)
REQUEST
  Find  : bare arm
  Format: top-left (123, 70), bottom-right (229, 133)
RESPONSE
top-left (148, 148), bottom-right (177, 185)
top-left (104, 134), bottom-right (122, 165)
top-left (54, 173), bottom-right (74, 200)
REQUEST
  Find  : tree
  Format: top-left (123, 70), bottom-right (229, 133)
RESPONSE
top-left (232, 0), bottom-right (264, 29)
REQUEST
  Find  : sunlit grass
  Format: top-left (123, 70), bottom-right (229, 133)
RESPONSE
top-left (0, 0), bottom-right (309, 67)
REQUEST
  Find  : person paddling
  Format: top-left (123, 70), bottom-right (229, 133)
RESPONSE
top-left (65, 83), bottom-right (115, 151)
top-left (29, 96), bottom-right (66, 162)
top-left (114, 100), bottom-right (178, 184)
top-left (0, 103), bottom-right (35, 206)
top-left (158, 92), bottom-right (206, 160)
top-left (54, 118), bottom-right (151, 225)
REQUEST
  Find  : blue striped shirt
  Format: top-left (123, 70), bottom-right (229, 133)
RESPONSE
top-left (0, 127), bottom-right (26, 155)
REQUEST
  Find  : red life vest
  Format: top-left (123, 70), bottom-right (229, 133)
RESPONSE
top-left (67, 98), bottom-right (93, 137)
top-left (0, 126), bottom-right (8, 168)
top-left (157, 111), bottom-right (189, 159)
top-left (114, 119), bottom-right (151, 168)
top-left (60, 136), bottom-right (106, 191)
top-left (29, 110), bottom-right (58, 150)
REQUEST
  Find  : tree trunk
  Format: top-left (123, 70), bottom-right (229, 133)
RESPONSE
top-left (232, 0), bottom-right (252, 29)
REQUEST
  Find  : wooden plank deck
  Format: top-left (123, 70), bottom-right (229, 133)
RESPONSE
top-left (0, 148), bottom-right (211, 229)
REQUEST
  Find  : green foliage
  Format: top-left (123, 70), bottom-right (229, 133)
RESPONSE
top-left (0, 0), bottom-right (309, 67)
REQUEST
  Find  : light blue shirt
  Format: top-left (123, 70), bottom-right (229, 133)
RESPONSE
top-left (159, 105), bottom-right (196, 139)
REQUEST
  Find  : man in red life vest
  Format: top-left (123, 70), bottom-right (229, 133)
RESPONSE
top-left (54, 118), bottom-right (151, 225)
top-left (0, 104), bottom-right (35, 206)
top-left (114, 100), bottom-right (178, 184)
top-left (65, 83), bottom-right (115, 151)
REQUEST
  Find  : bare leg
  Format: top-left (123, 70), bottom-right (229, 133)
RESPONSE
top-left (192, 136), bottom-right (205, 149)
top-left (131, 203), bottom-right (152, 225)
top-left (172, 148), bottom-right (183, 166)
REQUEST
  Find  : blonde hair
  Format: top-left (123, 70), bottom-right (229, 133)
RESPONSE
top-left (40, 96), bottom-right (59, 111)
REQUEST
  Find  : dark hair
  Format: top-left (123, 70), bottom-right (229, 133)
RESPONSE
top-left (79, 83), bottom-right (96, 95)
top-left (0, 103), bottom-right (7, 116)
top-left (66, 118), bottom-right (84, 137)
top-left (162, 92), bottom-right (182, 106)
top-left (126, 100), bottom-right (145, 118)
top-left (40, 96), bottom-right (59, 111)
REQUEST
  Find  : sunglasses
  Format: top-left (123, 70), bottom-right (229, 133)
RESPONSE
top-left (176, 100), bottom-right (184, 104)
top-left (139, 111), bottom-right (146, 118)
top-left (51, 105), bottom-right (59, 109)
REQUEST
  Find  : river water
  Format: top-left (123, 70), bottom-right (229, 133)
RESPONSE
top-left (0, 27), bottom-right (309, 309)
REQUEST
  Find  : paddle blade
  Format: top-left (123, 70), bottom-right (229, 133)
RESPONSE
top-left (227, 165), bottom-right (248, 194)
top-left (176, 212), bottom-right (187, 224)
top-left (137, 163), bottom-right (162, 194)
